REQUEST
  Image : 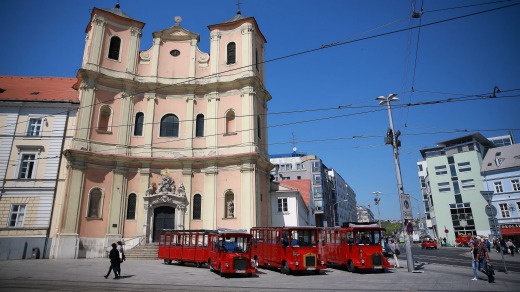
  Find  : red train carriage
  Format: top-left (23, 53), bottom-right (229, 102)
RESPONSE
top-left (158, 229), bottom-right (210, 267)
top-left (251, 226), bottom-right (326, 275)
top-left (321, 223), bottom-right (392, 272)
top-left (207, 228), bottom-right (257, 277)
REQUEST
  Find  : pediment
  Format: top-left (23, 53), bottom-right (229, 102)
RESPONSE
top-left (152, 25), bottom-right (200, 42)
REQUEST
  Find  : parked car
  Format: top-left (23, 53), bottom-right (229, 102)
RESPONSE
top-left (421, 239), bottom-right (437, 249)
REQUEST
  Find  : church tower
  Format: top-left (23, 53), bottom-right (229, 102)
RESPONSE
top-left (52, 4), bottom-right (272, 258)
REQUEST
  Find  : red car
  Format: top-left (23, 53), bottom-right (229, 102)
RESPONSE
top-left (421, 239), bottom-right (437, 249)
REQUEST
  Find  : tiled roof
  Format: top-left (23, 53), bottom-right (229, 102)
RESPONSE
top-left (0, 76), bottom-right (79, 103)
top-left (279, 179), bottom-right (311, 208)
top-left (481, 143), bottom-right (520, 172)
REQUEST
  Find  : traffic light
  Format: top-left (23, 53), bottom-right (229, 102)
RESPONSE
top-left (384, 128), bottom-right (401, 148)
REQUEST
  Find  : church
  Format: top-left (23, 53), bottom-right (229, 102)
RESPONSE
top-left (51, 4), bottom-right (272, 259)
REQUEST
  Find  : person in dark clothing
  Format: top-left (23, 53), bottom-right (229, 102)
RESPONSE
top-left (117, 241), bottom-right (126, 276)
top-left (105, 243), bottom-right (120, 279)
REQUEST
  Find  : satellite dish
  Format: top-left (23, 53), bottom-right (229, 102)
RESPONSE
top-left (292, 147), bottom-right (297, 152)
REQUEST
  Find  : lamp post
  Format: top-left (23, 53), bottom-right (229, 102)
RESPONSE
top-left (376, 93), bottom-right (414, 272)
top-left (333, 199), bottom-right (348, 227)
top-left (481, 191), bottom-right (507, 274)
top-left (373, 191), bottom-right (382, 227)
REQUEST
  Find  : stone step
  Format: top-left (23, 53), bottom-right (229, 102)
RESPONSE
top-left (125, 244), bottom-right (159, 260)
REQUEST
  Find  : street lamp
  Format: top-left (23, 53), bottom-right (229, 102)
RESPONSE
top-left (373, 191), bottom-right (382, 227)
top-left (481, 191), bottom-right (507, 274)
top-left (376, 93), bottom-right (415, 272)
top-left (333, 199), bottom-right (348, 227)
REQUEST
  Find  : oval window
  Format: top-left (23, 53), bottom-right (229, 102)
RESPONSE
top-left (170, 50), bottom-right (180, 57)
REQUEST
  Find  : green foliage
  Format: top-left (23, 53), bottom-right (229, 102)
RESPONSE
top-left (381, 221), bottom-right (402, 235)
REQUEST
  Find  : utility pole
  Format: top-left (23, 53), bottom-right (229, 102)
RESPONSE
top-left (377, 94), bottom-right (415, 272)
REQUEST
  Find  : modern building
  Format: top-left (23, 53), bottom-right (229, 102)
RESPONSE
top-left (270, 179), bottom-right (311, 227)
top-left (269, 151), bottom-right (357, 227)
top-left (481, 143), bottom-right (520, 241)
top-left (356, 205), bottom-right (374, 223)
top-left (0, 76), bottom-right (79, 260)
top-left (52, 4), bottom-right (273, 258)
top-left (418, 133), bottom-right (495, 244)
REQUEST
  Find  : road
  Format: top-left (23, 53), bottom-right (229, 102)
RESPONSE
top-left (407, 244), bottom-right (520, 273)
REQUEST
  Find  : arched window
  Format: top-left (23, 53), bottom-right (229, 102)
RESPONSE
top-left (195, 114), bottom-right (204, 137)
top-left (193, 194), bottom-right (202, 220)
top-left (257, 115), bottom-right (262, 139)
top-left (134, 112), bottom-right (144, 136)
top-left (225, 190), bottom-right (234, 219)
top-left (226, 42), bottom-right (236, 65)
top-left (108, 36), bottom-right (121, 60)
top-left (87, 188), bottom-right (102, 218)
top-left (98, 105), bottom-right (112, 132)
top-left (225, 110), bottom-right (235, 134)
top-left (160, 114), bottom-right (179, 137)
top-left (126, 193), bottom-right (136, 220)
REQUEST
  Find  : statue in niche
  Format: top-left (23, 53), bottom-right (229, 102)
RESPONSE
top-left (178, 183), bottom-right (186, 197)
top-left (227, 199), bottom-right (234, 218)
top-left (158, 173), bottom-right (176, 194)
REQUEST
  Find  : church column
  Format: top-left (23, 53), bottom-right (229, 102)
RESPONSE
top-left (56, 158), bottom-right (85, 258)
top-left (204, 165), bottom-right (218, 230)
top-left (106, 163), bottom-right (128, 242)
top-left (206, 92), bottom-right (219, 155)
top-left (73, 78), bottom-right (96, 150)
top-left (143, 93), bottom-right (157, 156)
top-left (209, 32), bottom-right (221, 75)
top-left (127, 27), bottom-right (142, 74)
top-left (138, 166), bottom-right (150, 239)
top-left (241, 24), bottom-right (253, 74)
top-left (241, 86), bottom-right (256, 153)
top-left (88, 15), bottom-right (106, 66)
top-left (189, 39), bottom-right (197, 78)
top-left (151, 38), bottom-right (161, 78)
top-left (184, 95), bottom-right (195, 154)
top-left (182, 165), bottom-right (193, 229)
top-left (116, 91), bottom-right (134, 155)
top-left (240, 160), bottom-right (255, 230)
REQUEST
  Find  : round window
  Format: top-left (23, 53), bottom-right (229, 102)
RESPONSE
top-left (170, 50), bottom-right (180, 57)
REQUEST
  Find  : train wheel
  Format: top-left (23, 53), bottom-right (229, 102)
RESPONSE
top-left (196, 262), bottom-right (202, 268)
top-left (347, 260), bottom-right (356, 273)
top-left (163, 259), bottom-right (171, 265)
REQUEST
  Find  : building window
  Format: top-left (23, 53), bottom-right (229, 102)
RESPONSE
top-left (27, 118), bottom-right (43, 136)
top-left (461, 179), bottom-right (475, 189)
top-left (193, 194), bottom-right (202, 220)
top-left (435, 165), bottom-right (448, 175)
top-left (225, 191), bottom-right (234, 218)
top-left (313, 187), bottom-right (322, 198)
top-left (499, 203), bottom-right (510, 218)
top-left (225, 110), bottom-right (235, 134)
top-left (87, 188), bottom-right (102, 218)
top-left (468, 144), bottom-right (475, 151)
top-left (226, 42), bottom-right (236, 65)
top-left (418, 164), bottom-right (423, 172)
top-left (160, 114), bottom-right (179, 137)
top-left (494, 181), bottom-right (504, 193)
top-left (126, 194), bottom-right (136, 220)
top-left (278, 198), bottom-right (288, 212)
top-left (257, 115), bottom-right (261, 139)
top-left (313, 174), bottom-right (321, 185)
top-left (280, 164), bottom-right (292, 171)
top-left (134, 112), bottom-right (144, 136)
top-left (18, 153), bottom-right (36, 179)
top-left (296, 163), bottom-right (305, 170)
top-left (98, 105), bottom-right (112, 132)
top-left (312, 161), bottom-right (320, 172)
top-left (457, 162), bottom-right (471, 173)
top-left (195, 114), bottom-right (204, 137)
top-left (108, 36), bottom-right (121, 60)
top-left (512, 179), bottom-right (520, 192)
top-left (420, 177), bottom-right (426, 188)
top-left (8, 204), bottom-right (26, 227)
top-left (438, 182), bottom-right (451, 192)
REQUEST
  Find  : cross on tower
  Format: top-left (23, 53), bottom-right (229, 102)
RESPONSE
top-left (236, 0), bottom-right (242, 14)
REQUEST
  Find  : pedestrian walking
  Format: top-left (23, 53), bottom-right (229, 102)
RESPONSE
top-left (485, 239), bottom-right (491, 253)
top-left (470, 242), bottom-right (479, 280)
top-left (506, 239), bottom-right (516, 256)
top-left (117, 241), bottom-right (126, 276)
top-left (390, 239), bottom-right (400, 268)
top-left (104, 243), bottom-right (120, 279)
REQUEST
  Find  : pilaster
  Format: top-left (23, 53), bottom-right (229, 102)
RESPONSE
top-left (204, 165), bottom-right (218, 230)
top-left (74, 77), bottom-right (96, 150)
top-left (143, 93), bottom-right (157, 156)
top-left (127, 27), bottom-right (142, 73)
top-left (240, 161), bottom-right (255, 229)
top-left (138, 166), bottom-right (151, 236)
top-left (241, 24), bottom-right (253, 74)
top-left (151, 38), bottom-right (161, 78)
top-left (206, 92), bottom-right (219, 155)
top-left (182, 165), bottom-right (193, 229)
top-left (107, 164), bottom-right (128, 236)
top-left (241, 86), bottom-right (256, 152)
top-left (184, 96), bottom-right (195, 152)
top-left (116, 91), bottom-right (134, 155)
top-left (209, 32), bottom-right (221, 75)
top-left (88, 15), bottom-right (106, 66)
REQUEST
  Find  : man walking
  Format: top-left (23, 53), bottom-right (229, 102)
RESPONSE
top-left (104, 243), bottom-right (120, 279)
top-left (117, 241), bottom-right (126, 276)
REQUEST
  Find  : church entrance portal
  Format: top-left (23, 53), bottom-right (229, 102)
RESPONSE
top-left (153, 206), bottom-right (175, 242)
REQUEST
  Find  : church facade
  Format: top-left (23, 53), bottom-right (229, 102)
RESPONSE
top-left (51, 5), bottom-right (272, 259)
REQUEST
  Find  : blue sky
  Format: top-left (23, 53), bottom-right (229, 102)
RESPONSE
top-left (1, 1), bottom-right (519, 220)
